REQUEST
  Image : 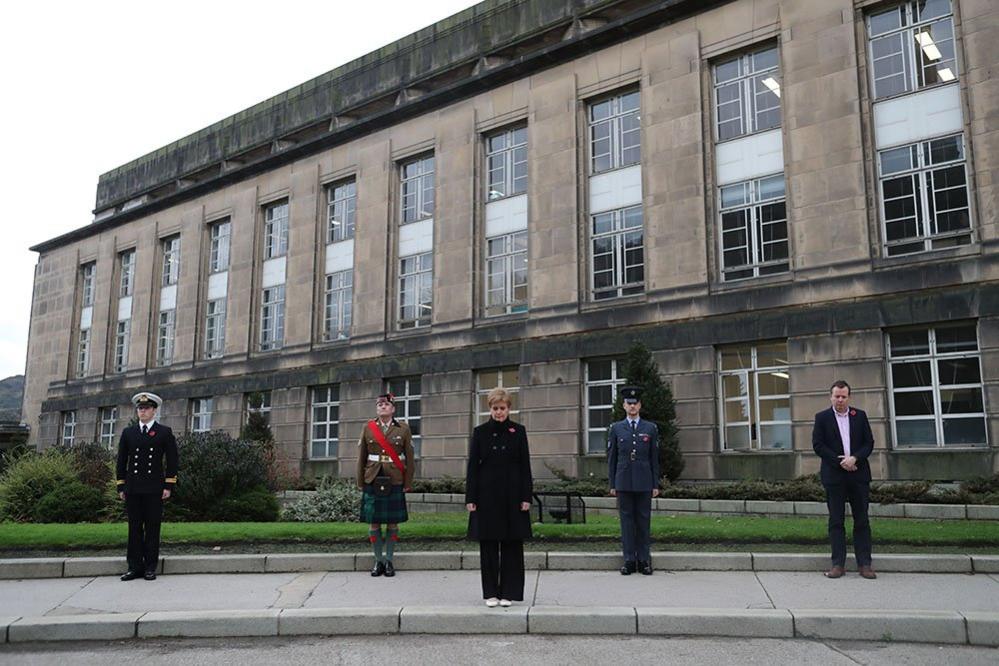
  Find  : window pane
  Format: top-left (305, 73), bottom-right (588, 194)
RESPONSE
top-left (760, 424), bottom-right (792, 450)
top-left (725, 426), bottom-right (751, 449)
top-left (758, 398), bottom-right (790, 422)
top-left (720, 347), bottom-right (752, 370)
top-left (725, 400), bottom-right (750, 423)
top-left (939, 388), bottom-right (983, 414)
top-left (722, 374), bottom-right (748, 399)
top-left (756, 342), bottom-right (788, 368)
top-left (936, 358), bottom-right (981, 385)
top-left (757, 372), bottom-right (789, 395)
top-left (891, 361), bottom-right (932, 388)
top-left (942, 417), bottom-right (986, 446)
top-left (896, 419), bottom-right (937, 446)
top-left (894, 391), bottom-right (935, 416)
top-left (890, 329), bottom-right (930, 356)
top-left (935, 324), bottom-right (977, 353)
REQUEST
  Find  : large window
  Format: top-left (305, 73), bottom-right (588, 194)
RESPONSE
top-left (718, 342), bottom-right (791, 450)
top-left (591, 205), bottom-right (644, 300)
top-left (113, 320), bottom-right (130, 373)
top-left (878, 134), bottom-right (971, 256)
top-left (156, 309), bottom-right (176, 366)
top-left (400, 155), bottom-right (435, 224)
top-left (387, 377), bottom-right (421, 457)
top-left (119, 250), bottom-right (135, 297)
top-left (161, 236), bottom-right (180, 287)
top-left (323, 269), bottom-right (352, 341)
top-left (99, 406), bottom-right (118, 447)
top-left (585, 359), bottom-right (626, 454)
top-left (244, 391), bottom-right (272, 425)
top-left (589, 90), bottom-right (640, 174)
top-left (61, 411), bottom-right (76, 447)
top-left (76, 329), bottom-right (90, 378)
top-left (719, 174), bottom-right (789, 281)
top-left (485, 231), bottom-right (527, 316)
top-left (887, 323), bottom-right (987, 447)
top-left (190, 398), bottom-right (213, 433)
top-left (476, 367), bottom-right (520, 421)
top-left (399, 252), bottom-right (432, 329)
top-left (326, 179), bottom-right (356, 243)
top-left (209, 220), bottom-right (231, 273)
top-left (81, 262), bottom-right (96, 307)
top-left (867, 0), bottom-right (956, 100)
top-left (205, 298), bottom-right (226, 359)
top-left (486, 126), bottom-right (527, 201)
top-left (260, 285), bottom-right (285, 351)
top-left (310, 385), bottom-right (341, 459)
top-left (713, 44), bottom-right (781, 141)
top-left (264, 201), bottom-right (289, 259)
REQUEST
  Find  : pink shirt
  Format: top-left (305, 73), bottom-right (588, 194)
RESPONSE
top-left (834, 408), bottom-right (851, 458)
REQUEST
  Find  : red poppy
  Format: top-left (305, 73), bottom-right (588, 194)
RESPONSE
top-left (508, 427), bottom-right (516, 433)
top-left (849, 410), bottom-right (856, 417)
top-left (148, 430), bottom-right (156, 437)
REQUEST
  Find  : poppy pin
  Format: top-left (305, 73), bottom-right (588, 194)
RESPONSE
top-left (509, 427), bottom-right (516, 433)
top-left (849, 410), bottom-right (856, 417)
top-left (642, 435), bottom-right (650, 442)
top-left (148, 430), bottom-right (156, 437)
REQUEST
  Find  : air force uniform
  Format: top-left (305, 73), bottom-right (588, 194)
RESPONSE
top-left (607, 386), bottom-right (660, 575)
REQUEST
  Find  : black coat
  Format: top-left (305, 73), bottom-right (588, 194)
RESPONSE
top-left (116, 423), bottom-right (179, 494)
top-left (812, 407), bottom-right (874, 485)
top-left (465, 418), bottom-right (533, 541)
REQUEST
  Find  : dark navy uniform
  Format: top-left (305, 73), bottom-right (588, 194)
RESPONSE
top-left (608, 386), bottom-right (660, 574)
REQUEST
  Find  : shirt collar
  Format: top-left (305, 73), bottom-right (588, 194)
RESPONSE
top-left (139, 419), bottom-right (157, 429)
top-left (628, 417), bottom-right (640, 425)
top-left (833, 408), bottom-right (850, 419)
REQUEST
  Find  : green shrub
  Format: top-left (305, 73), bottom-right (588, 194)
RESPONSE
top-left (211, 486), bottom-right (280, 522)
top-left (172, 431), bottom-right (275, 521)
top-left (410, 475), bottom-right (466, 494)
top-left (0, 443), bottom-right (30, 476)
top-left (283, 477), bottom-right (361, 522)
top-left (32, 479), bottom-right (104, 523)
top-left (53, 441), bottom-right (114, 490)
top-left (871, 480), bottom-right (933, 504)
top-left (0, 449), bottom-right (77, 521)
top-left (961, 473), bottom-right (999, 496)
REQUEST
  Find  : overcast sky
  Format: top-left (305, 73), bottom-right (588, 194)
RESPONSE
top-left (0, 0), bottom-right (477, 380)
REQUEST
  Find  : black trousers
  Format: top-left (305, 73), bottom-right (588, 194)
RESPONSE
top-left (617, 491), bottom-right (652, 563)
top-left (125, 492), bottom-right (163, 573)
top-left (479, 539), bottom-right (525, 600)
top-left (824, 481), bottom-right (872, 567)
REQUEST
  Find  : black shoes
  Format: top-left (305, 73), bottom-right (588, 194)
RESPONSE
top-left (120, 570), bottom-right (142, 582)
top-left (639, 561), bottom-right (653, 575)
top-left (144, 571), bottom-right (157, 581)
top-left (384, 561), bottom-right (395, 577)
top-left (620, 561), bottom-right (637, 575)
top-left (371, 561), bottom-right (386, 577)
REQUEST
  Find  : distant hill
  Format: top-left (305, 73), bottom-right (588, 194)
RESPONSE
top-left (0, 375), bottom-right (24, 421)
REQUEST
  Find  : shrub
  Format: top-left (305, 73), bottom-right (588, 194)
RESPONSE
top-left (961, 473), bottom-right (999, 496)
top-left (211, 486), bottom-right (280, 522)
top-left (283, 477), bottom-right (361, 522)
top-left (410, 475), bottom-right (466, 494)
top-left (53, 441), bottom-right (114, 490)
top-left (172, 431), bottom-right (276, 521)
top-left (32, 479), bottom-right (104, 523)
top-left (0, 449), bottom-right (77, 522)
top-left (0, 442), bottom-right (30, 476)
top-left (870, 480), bottom-right (933, 504)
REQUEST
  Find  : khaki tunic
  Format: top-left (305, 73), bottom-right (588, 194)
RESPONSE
top-left (356, 418), bottom-right (416, 488)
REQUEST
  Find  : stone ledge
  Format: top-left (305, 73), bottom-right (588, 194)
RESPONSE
top-left (461, 551), bottom-right (547, 570)
top-left (698, 499), bottom-right (747, 514)
top-left (962, 611), bottom-right (999, 647)
top-left (162, 554), bottom-right (266, 574)
top-left (401, 606), bottom-right (528, 633)
top-left (0, 617), bottom-right (17, 644)
top-left (528, 606), bottom-right (636, 634)
top-left (137, 609), bottom-right (280, 638)
top-left (63, 557), bottom-right (130, 578)
top-left (637, 608), bottom-right (793, 637)
top-left (967, 505), bottom-right (999, 520)
top-left (265, 554), bottom-right (354, 573)
top-left (652, 552), bottom-right (752, 571)
top-left (546, 552), bottom-right (618, 570)
top-left (752, 553), bottom-right (841, 572)
top-left (874, 554), bottom-right (971, 573)
top-left (0, 558), bottom-right (63, 580)
top-left (904, 504), bottom-right (966, 519)
top-left (791, 609), bottom-right (967, 644)
top-left (971, 555), bottom-right (999, 573)
top-left (279, 607), bottom-right (400, 635)
top-left (745, 500), bottom-right (794, 515)
top-left (8, 613), bottom-right (141, 642)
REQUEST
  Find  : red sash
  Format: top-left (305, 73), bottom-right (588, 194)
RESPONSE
top-left (366, 420), bottom-right (407, 476)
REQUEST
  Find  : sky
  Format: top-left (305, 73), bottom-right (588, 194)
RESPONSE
top-left (0, 0), bottom-right (477, 380)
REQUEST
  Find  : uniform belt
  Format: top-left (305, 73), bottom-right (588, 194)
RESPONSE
top-left (368, 454), bottom-right (405, 463)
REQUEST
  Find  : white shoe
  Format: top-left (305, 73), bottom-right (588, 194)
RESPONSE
top-left (485, 598), bottom-right (499, 607)
top-left (499, 599), bottom-right (512, 607)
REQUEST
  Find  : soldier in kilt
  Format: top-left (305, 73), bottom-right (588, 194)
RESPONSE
top-left (356, 393), bottom-right (415, 577)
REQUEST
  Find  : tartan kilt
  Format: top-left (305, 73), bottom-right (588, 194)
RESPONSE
top-left (360, 484), bottom-right (409, 524)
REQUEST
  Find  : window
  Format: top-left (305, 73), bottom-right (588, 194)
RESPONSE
top-left (326, 179), bottom-right (356, 243)
top-left (485, 231), bottom-right (528, 316)
top-left (585, 359), bottom-right (626, 454)
top-left (119, 250), bottom-right (135, 297)
top-left (324, 270), bottom-right (352, 341)
top-left (209, 220), bottom-right (231, 273)
top-left (868, 0), bottom-right (957, 100)
top-left (387, 377), bottom-right (421, 456)
top-left (713, 45), bottom-right (781, 141)
top-left (61, 411), bottom-right (76, 447)
top-left (260, 285), bottom-right (285, 350)
top-left (486, 126), bottom-right (527, 200)
top-left (310, 385), bottom-right (341, 459)
top-left (156, 309), bottom-right (176, 366)
top-left (264, 201), bottom-right (289, 259)
top-left (589, 90), bottom-right (640, 174)
top-left (99, 406), bottom-right (118, 447)
top-left (878, 134), bottom-right (971, 256)
top-left (399, 252), bottom-right (432, 329)
top-left (76, 329), bottom-right (90, 378)
top-left (81, 263), bottom-right (96, 307)
top-left (887, 323), bottom-right (986, 447)
top-left (476, 367), bottom-right (520, 420)
top-left (244, 391), bottom-right (272, 425)
top-left (205, 298), bottom-right (226, 359)
top-left (113, 320), bottom-right (130, 373)
top-left (400, 155), bottom-right (435, 224)
top-left (161, 236), bottom-right (180, 287)
top-left (718, 342), bottom-right (791, 450)
top-left (719, 174), bottom-right (789, 280)
top-left (591, 205), bottom-right (644, 300)
top-left (190, 398), bottom-right (213, 432)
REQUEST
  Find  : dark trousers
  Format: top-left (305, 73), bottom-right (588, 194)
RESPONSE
top-left (617, 491), bottom-right (652, 563)
top-left (125, 492), bottom-right (163, 573)
top-left (824, 481), bottom-right (872, 567)
top-left (479, 539), bottom-right (525, 601)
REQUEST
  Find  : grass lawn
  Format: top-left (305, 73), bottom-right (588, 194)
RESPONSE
top-left (1, 512), bottom-right (997, 552)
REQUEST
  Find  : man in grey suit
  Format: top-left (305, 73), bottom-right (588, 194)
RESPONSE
top-left (608, 386), bottom-right (661, 575)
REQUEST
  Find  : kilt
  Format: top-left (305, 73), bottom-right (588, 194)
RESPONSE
top-left (360, 484), bottom-right (409, 524)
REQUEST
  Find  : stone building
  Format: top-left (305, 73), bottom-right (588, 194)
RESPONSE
top-left (23, 0), bottom-right (999, 481)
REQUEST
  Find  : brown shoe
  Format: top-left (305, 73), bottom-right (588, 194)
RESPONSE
top-left (858, 566), bottom-right (877, 579)
top-left (824, 565), bottom-right (845, 579)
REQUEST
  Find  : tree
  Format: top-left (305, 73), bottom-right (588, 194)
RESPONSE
top-left (240, 392), bottom-right (274, 444)
top-left (610, 342), bottom-right (685, 483)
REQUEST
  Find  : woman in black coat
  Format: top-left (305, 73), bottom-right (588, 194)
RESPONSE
top-left (465, 387), bottom-right (533, 607)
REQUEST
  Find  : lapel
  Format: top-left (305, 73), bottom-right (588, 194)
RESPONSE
top-left (828, 408), bottom-right (844, 452)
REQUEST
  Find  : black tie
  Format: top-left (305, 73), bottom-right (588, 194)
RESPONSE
top-left (631, 421), bottom-right (637, 432)
top-left (142, 425), bottom-right (148, 435)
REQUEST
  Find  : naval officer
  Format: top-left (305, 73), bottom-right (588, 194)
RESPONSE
top-left (115, 392), bottom-right (178, 581)
top-left (607, 386), bottom-right (660, 575)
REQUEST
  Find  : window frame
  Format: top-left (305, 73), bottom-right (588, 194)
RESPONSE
top-left (718, 173), bottom-right (790, 281)
top-left (584, 358), bottom-right (626, 455)
top-left (113, 319), bottom-right (130, 373)
top-left (590, 205), bottom-right (644, 301)
top-left (263, 200), bottom-right (289, 259)
top-left (259, 285), bottom-right (286, 351)
top-left (80, 262), bottom-right (96, 307)
top-left (204, 298), bottom-right (226, 359)
top-left (99, 406), bottom-right (118, 448)
top-left (310, 384), bottom-right (341, 460)
top-left (189, 397), bottom-right (213, 433)
top-left (61, 410), bottom-right (76, 447)
top-left (386, 376), bottom-right (422, 457)
top-left (484, 230), bottom-right (528, 317)
top-left (326, 179), bottom-right (357, 243)
top-left (161, 236), bottom-right (181, 287)
top-left (588, 89), bottom-right (641, 175)
top-left (398, 252), bottom-right (433, 330)
top-left (712, 44), bottom-right (782, 142)
top-left (475, 367), bottom-right (521, 422)
top-left (485, 125), bottom-right (528, 201)
top-left (400, 154), bottom-right (435, 225)
top-left (209, 219), bottom-right (231, 273)
top-left (717, 342), bottom-right (792, 451)
top-left (76, 328), bottom-right (90, 378)
top-left (156, 309), bottom-right (176, 366)
top-left (119, 250), bottom-right (135, 297)
top-left (323, 269), bottom-right (353, 342)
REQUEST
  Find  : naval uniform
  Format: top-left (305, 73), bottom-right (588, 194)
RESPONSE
top-left (607, 416), bottom-right (660, 566)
